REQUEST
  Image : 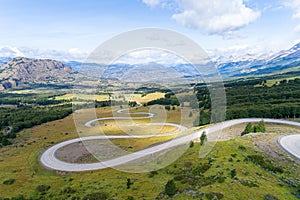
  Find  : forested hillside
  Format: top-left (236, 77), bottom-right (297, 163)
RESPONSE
top-left (195, 78), bottom-right (300, 125)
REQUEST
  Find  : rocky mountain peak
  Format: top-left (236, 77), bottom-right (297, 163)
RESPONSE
top-left (0, 57), bottom-right (76, 90)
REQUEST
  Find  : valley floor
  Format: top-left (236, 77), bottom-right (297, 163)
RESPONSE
top-left (1, 107), bottom-right (300, 199)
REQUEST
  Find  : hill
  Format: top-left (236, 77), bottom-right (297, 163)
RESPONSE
top-left (0, 57), bottom-right (76, 90)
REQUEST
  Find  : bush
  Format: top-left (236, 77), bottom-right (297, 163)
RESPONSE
top-left (245, 155), bottom-right (284, 174)
top-left (165, 180), bottom-right (177, 197)
top-left (127, 196), bottom-right (134, 200)
top-left (148, 171), bottom-right (158, 178)
top-left (205, 192), bottom-right (224, 200)
top-left (3, 178), bottom-right (15, 185)
top-left (238, 145), bottom-right (246, 151)
top-left (193, 163), bottom-right (211, 175)
top-left (174, 174), bottom-right (185, 181)
top-left (165, 105), bottom-right (171, 111)
top-left (230, 169), bottom-right (237, 178)
top-left (11, 195), bottom-right (26, 200)
top-left (239, 179), bottom-right (259, 187)
top-left (62, 187), bottom-right (76, 194)
top-left (83, 192), bottom-right (109, 200)
top-left (126, 178), bottom-right (133, 189)
top-left (264, 194), bottom-right (279, 200)
top-left (36, 184), bottom-right (51, 193)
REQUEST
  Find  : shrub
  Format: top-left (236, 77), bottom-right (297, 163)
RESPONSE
top-left (245, 155), bottom-right (284, 174)
top-left (205, 192), bottom-right (224, 200)
top-left (126, 178), bottom-right (133, 189)
top-left (83, 192), bottom-right (109, 200)
top-left (192, 163), bottom-right (211, 175)
top-left (264, 194), bottom-right (279, 200)
top-left (230, 169), bottom-right (237, 178)
top-left (36, 185), bottom-right (51, 193)
top-left (11, 195), bottom-right (26, 200)
top-left (238, 145), bottom-right (246, 151)
top-left (3, 178), bottom-right (15, 185)
top-left (127, 196), bottom-right (134, 200)
top-left (231, 153), bottom-right (237, 158)
top-left (174, 174), bottom-right (185, 181)
top-left (165, 105), bottom-right (171, 111)
top-left (62, 187), bottom-right (76, 194)
top-left (239, 179), bottom-right (259, 187)
top-left (148, 171), bottom-right (158, 178)
top-left (165, 180), bottom-right (177, 197)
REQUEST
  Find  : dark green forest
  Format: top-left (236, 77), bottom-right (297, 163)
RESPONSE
top-left (0, 104), bottom-right (72, 147)
top-left (0, 92), bottom-right (70, 105)
top-left (195, 78), bottom-right (300, 125)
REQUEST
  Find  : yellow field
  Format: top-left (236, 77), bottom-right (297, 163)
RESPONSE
top-left (132, 92), bottom-right (165, 103)
top-left (54, 92), bottom-right (165, 105)
top-left (54, 93), bottom-right (110, 101)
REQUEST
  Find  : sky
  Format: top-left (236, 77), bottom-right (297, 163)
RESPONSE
top-left (0, 0), bottom-right (300, 61)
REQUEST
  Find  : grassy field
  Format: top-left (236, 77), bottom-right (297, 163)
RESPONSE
top-left (53, 92), bottom-right (165, 103)
top-left (1, 105), bottom-right (300, 199)
top-left (1, 120), bottom-right (300, 199)
top-left (132, 92), bottom-right (165, 103)
top-left (54, 93), bottom-right (110, 101)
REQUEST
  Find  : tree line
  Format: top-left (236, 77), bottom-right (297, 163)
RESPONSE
top-left (0, 104), bottom-right (72, 147)
top-left (194, 78), bottom-right (300, 126)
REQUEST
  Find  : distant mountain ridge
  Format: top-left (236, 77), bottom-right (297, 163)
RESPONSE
top-left (0, 42), bottom-right (299, 87)
top-left (0, 57), bottom-right (76, 90)
top-left (214, 42), bottom-right (300, 77)
top-left (65, 42), bottom-right (300, 79)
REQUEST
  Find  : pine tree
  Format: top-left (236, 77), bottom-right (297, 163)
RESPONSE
top-left (254, 120), bottom-right (266, 133)
top-left (200, 132), bottom-right (207, 146)
top-left (241, 123), bottom-right (253, 136)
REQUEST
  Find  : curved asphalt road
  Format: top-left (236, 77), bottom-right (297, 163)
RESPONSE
top-left (40, 109), bottom-right (300, 172)
top-left (278, 134), bottom-right (300, 160)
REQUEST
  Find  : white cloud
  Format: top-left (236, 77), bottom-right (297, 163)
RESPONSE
top-left (284, 0), bottom-right (300, 19)
top-left (172, 0), bottom-right (261, 34)
top-left (142, 0), bottom-right (161, 7)
top-left (0, 46), bottom-right (89, 61)
top-left (142, 0), bottom-right (260, 35)
top-left (283, 0), bottom-right (300, 35)
top-left (115, 49), bottom-right (185, 65)
top-left (0, 46), bottom-right (24, 57)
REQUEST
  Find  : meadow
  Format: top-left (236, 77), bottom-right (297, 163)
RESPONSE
top-left (1, 113), bottom-right (300, 199)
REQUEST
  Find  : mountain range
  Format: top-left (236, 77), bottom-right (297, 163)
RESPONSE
top-left (217, 43), bottom-right (300, 77)
top-left (64, 42), bottom-right (300, 79)
top-left (0, 42), bottom-right (299, 89)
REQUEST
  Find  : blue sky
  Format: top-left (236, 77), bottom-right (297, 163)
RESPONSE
top-left (0, 0), bottom-right (300, 60)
